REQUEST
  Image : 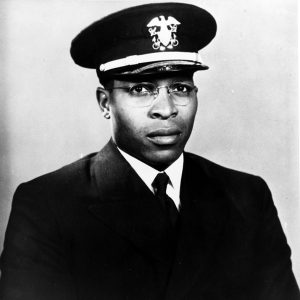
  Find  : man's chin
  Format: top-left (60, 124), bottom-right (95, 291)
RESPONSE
top-left (143, 148), bottom-right (182, 171)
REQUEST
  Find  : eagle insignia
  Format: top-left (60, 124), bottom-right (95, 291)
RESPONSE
top-left (147, 16), bottom-right (181, 51)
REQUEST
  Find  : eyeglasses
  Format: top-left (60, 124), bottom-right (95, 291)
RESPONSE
top-left (107, 82), bottom-right (198, 107)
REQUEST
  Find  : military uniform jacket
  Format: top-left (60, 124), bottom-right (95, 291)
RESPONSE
top-left (0, 140), bottom-right (299, 300)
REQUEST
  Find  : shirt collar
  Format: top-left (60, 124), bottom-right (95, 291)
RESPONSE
top-left (117, 147), bottom-right (184, 197)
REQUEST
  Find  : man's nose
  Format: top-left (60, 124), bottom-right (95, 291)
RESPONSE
top-left (148, 88), bottom-right (178, 119)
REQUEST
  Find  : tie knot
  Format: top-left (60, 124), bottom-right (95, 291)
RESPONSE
top-left (152, 172), bottom-right (169, 198)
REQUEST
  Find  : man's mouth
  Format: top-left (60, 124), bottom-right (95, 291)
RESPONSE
top-left (147, 128), bottom-right (182, 145)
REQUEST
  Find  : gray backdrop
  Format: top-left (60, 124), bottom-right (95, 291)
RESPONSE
top-left (0, 0), bottom-right (299, 282)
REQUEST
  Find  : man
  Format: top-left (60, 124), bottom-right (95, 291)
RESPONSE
top-left (0, 2), bottom-right (299, 300)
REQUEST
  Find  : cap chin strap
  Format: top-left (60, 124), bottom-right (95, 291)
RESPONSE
top-left (99, 51), bottom-right (203, 72)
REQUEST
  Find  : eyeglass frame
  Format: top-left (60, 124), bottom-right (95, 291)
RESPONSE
top-left (105, 82), bottom-right (198, 107)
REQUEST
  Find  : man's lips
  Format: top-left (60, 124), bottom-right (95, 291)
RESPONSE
top-left (147, 128), bottom-right (182, 145)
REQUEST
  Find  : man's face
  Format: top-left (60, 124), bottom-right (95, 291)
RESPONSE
top-left (102, 73), bottom-right (198, 170)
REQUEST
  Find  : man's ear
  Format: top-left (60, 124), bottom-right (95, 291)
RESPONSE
top-left (96, 87), bottom-right (111, 119)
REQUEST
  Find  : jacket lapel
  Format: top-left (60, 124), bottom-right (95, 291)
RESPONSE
top-left (88, 140), bottom-right (174, 264)
top-left (87, 142), bottom-right (232, 297)
top-left (166, 154), bottom-right (230, 300)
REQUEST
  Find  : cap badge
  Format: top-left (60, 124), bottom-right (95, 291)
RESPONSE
top-left (147, 16), bottom-right (181, 51)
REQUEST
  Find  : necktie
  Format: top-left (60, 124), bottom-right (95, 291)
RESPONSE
top-left (152, 172), bottom-right (179, 227)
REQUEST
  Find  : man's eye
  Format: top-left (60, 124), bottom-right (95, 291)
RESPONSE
top-left (171, 83), bottom-right (193, 93)
top-left (129, 84), bottom-right (152, 95)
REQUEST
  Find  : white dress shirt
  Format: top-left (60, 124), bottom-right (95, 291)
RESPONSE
top-left (117, 147), bottom-right (183, 210)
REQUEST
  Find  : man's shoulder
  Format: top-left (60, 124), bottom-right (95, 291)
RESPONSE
top-left (184, 151), bottom-right (268, 193)
top-left (15, 141), bottom-right (124, 198)
top-left (184, 151), bottom-right (258, 177)
top-left (17, 151), bottom-right (99, 196)
top-left (184, 152), bottom-right (272, 220)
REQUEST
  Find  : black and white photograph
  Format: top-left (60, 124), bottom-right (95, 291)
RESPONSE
top-left (0, 0), bottom-right (299, 299)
